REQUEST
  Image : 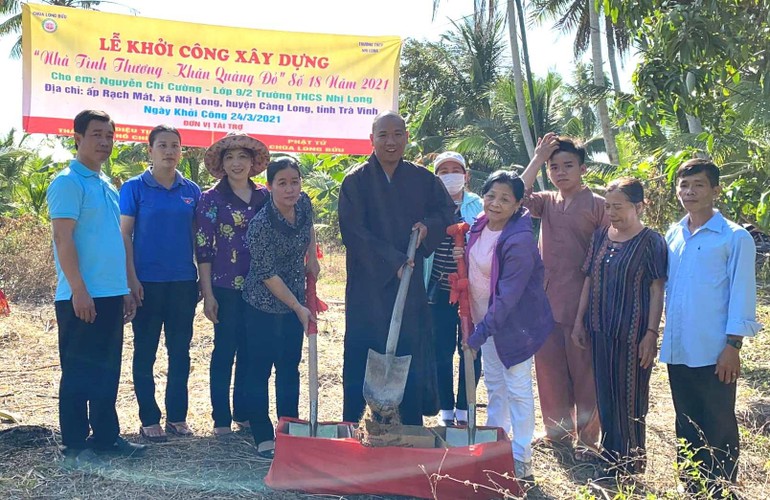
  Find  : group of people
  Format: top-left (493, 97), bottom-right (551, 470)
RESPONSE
top-left (47, 108), bottom-right (760, 497)
top-left (48, 110), bottom-right (316, 461)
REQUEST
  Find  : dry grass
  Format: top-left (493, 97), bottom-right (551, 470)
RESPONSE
top-left (0, 216), bottom-right (56, 304)
top-left (1, 244), bottom-right (769, 499)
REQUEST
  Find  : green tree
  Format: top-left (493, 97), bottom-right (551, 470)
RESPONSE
top-left (0, 1), bottom-right (103, 58)
top-left (530, 0), bottom-right (630, 93)
top-left (399, 39), bottom-right (462, 154)
top-left (530, 0), bottom-right (622, 162)
top-left (178, 147), bottom-right (213, 188)
top-left (0, 129), bottom-right (34, 212)
top-left (610, 0), bottom-right (770, 229)
top-left (14, 154), bottom-right (57, 218)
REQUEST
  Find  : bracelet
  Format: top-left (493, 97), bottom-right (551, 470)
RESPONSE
top-left (646, 328), bottom-right (659, 337)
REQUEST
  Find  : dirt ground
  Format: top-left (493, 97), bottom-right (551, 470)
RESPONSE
top-left (1, 257), bottom-right (769, 499)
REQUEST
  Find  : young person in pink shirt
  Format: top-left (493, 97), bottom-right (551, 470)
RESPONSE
top-left (520, 133), bottom-right (609, 457)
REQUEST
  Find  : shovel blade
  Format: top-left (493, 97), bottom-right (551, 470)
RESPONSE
top-left (362, 350), bottom-right (412, 414)
top-left (287, 421), bottom-right (340, 439)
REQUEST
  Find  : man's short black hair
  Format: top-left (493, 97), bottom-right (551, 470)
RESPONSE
top-left (148, 124), bottom-right (181, 146)
top-left (73, 110), bottom-right (114, 135)
top-left (676, 158), bottom-right (720, 187)
top-left (550, 136), bottom-right (586, 165)
top-left (73, 110), bottom-right (114, 150)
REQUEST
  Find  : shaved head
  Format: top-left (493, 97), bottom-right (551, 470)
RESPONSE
top-left (372, 111), bottom-right (406, 134)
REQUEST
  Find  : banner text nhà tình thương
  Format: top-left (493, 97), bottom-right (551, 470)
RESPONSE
top-left (22, 4), bottom-right (401, 154)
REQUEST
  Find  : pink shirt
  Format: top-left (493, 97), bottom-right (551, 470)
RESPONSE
top-left (523, 186), bottom-right (609, 324)
top-left (468, 226), bottom-right (502, 325)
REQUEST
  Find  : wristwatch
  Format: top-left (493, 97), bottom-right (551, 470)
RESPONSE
top-left (726, 338), bottom-right (743, 350)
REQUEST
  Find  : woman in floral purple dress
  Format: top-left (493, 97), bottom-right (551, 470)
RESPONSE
top-left (195, 134), bottom-right (270, 436)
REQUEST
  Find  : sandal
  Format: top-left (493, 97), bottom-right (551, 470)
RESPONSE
top-left (213, 426), bottom-right (233, 437)
top-left (139, 424), bottom-right (168, 443)
top-left (256, 439), bottom-right (275, 460)
top-left (165, 421), bottom-right (193, 437)
top-left (574, 446), bottom-right (602, 463)
top-left (532, 435), bottom-right (571, 451)
top-left (234, 420), bottom-right (251, 431)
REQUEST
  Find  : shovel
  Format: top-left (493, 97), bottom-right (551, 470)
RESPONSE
top-left (362, 228), bottom-right (419, 416)
top-left (287, 271), bottom-right (337, 438)
top-left (445, 222), bottom-right (497, 447)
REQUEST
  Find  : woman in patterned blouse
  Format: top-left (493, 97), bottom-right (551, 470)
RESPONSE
top-left (195, 134), bottom-right (270, 437)
top-left (572, 177), bottom-right (667, 476)
top-left (242, 157), bottom-right (318, 459)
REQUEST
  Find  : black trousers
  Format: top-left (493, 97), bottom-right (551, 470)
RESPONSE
top-left (131, 280), bottom-right (197, 427)
top-left (431, 288), bottom-right (481, 413)
top-left (668, 364), bottom-right (739, 489)
top-left (210, 287), bottom-right (253, 427)
top-left (243, 306), bottom-right (304, 444)
top-left (56, 296), bottom-right (124, 450)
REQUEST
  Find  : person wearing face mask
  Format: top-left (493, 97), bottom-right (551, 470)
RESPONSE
top-left (424, 151), bottom-right (483, 426)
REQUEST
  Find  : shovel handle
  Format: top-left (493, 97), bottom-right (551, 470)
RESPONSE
top-left (308, 332), bottom-right (318, 436)
top-left (463, 348), bottom-right (477, 444)
top-left (384, 228), bottom-right (420, 356)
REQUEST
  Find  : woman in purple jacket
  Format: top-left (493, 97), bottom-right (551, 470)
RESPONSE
top-left (462, 170), bottom-right (554, 481)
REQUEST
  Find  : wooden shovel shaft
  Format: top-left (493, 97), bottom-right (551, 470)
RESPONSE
top-left (384, 229), bottom-right (420, 356)
top-left (447, 222), bottom-right (476, 444)
top-left (308, 333), bottom-right (318, 436)
top-left (463, 349), bottom-right (477, 444)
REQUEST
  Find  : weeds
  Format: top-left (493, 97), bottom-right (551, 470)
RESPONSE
top-left (0, 216), bottom-right (55, 303)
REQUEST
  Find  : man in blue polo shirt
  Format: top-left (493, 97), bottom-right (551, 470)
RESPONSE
top-left (661, 158), bottom-right (761, 497)
top-left (47, 109), bottom-right (145, 462)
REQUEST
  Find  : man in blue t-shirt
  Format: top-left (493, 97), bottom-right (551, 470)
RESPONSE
top-left (46, 110), bottom-right (146, 462)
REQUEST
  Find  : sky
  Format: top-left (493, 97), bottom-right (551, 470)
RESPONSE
top-left (0, 0), bottom-right (634, 150)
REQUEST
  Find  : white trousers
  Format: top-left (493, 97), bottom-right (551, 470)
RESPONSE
top-left (481, 337), bottom-right (534, 462)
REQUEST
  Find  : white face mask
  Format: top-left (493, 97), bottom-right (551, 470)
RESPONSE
top-left (439, 173), bottom-right (465, 195)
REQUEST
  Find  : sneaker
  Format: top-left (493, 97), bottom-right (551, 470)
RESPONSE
top-left (438, 419), bottom-right (455, 427)
top-left (514, 459), bottom-right (534, 480)
top-left (94, 436), bottom-right (146, 457)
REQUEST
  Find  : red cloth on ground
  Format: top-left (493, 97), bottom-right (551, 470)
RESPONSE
top-left (266, 417), bottom-right (522, 499)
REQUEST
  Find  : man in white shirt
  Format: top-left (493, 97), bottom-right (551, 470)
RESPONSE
top-left (661, 158), bottom-right (761, 496)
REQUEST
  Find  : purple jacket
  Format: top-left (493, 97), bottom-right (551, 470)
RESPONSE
top-left (466, 208), bottom-right (554, 368)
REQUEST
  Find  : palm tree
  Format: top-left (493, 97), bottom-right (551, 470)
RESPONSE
top-left (178, 147), bottom-right (213, 188)
top-left (14, 154), bottom-right (56, 218)
top-left (0, 1), bottom-right (102, 58)
top-left (588, 0), bottom-right (618, 163)
top-left (439, 10), bottom-right (507, 123)
top-left (101, 142), bottom-right (146, 187)
top-left (506, 0), bottom-right (535, 158)
top-left (530, 0), bottom-right (630, 94)
top-left (0, 129), bottom-right (34, 213)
